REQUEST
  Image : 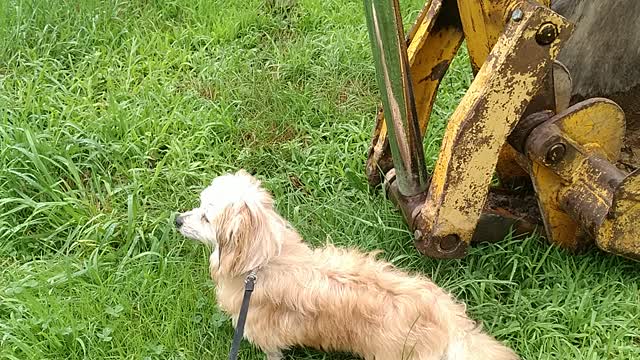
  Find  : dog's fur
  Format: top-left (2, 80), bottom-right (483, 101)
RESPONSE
top-left (176, 170), bottom-right (519, 360)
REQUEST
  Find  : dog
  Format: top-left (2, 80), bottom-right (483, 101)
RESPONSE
top-left (175, 170), bottom-right (519, 360)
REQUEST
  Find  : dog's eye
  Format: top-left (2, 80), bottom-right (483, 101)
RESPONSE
top-left (201, 214), bottom-right (209, 223)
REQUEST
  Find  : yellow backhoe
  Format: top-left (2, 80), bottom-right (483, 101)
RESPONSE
top-left (363, 0), bottom-right (640, 260)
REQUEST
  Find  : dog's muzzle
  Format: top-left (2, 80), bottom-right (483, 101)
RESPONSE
top-left (175, 215), bottom-right (184, 228)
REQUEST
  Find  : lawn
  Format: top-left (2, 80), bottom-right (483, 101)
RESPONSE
top-left (1, 0), bottom-right (639, 359)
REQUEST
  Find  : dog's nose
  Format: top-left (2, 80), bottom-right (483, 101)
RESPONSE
top-left (175, 215), bottom-right (184, 228)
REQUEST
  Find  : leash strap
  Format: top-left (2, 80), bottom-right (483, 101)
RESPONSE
top-left (228, 270), bottom-right (258, 360)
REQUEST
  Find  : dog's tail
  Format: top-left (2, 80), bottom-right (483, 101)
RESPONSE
top-left (446, 328), bottom-right (519, 360)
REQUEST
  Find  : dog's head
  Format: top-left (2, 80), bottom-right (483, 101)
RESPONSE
top-left (175, 170), bottom-right (282, 277)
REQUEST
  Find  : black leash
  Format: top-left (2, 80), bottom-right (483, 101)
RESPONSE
top-left (228, 270), bottom-right (258, 360)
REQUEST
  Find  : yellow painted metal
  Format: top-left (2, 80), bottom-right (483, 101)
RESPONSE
top-left (458, 0), bottom-right (551, 73)
top-left (417, 1), bottom-right (573, 248)
top-left (556, 103), bottom-right (624, 161)
top-left (526, 99), bottom-right (640, 260)
top-left (527, 99), bottom-right (622, 248)
top-left (457, 0), bottom-right (514, 74)
top-left (530, 161), bottom-right (582, 249)
top-left (366, 0), bottom-right (464, 185)
top-left (363, 0), bottom-right (639, 261)
top-left (408, 2), bottom-right (464, 137)
top-left (457, 0), bottom-right (554, 186)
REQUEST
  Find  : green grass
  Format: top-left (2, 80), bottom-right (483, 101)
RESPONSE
top-left (0, 0), bottom-right (638, 359)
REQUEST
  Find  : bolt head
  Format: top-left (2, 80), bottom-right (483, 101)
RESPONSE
top-left (536, 22), bottom-right (558, 45)
top-left (545, 143), bottom-right (566, 164)
top-left (511, 8), bottom-right (524, 22)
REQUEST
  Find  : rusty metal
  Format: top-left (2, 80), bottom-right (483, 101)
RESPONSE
top-left (471, 186), bottom-right (542, 245)
top-left (558, 157), bottom-right (626, 240)
top-left (545, 143), bottom-right (566, 164)
top-left (456, 0), bottom-right (559, 191)
top-left (508, 110), bottom-right (554, 153)
top-left (496, 59), bottom-right (572, 185)
top-left (363, 0), bottom-right (640, 261)
top-left (525, 98), bottom-right (640, 259)
top-left (385, 170), bottom-right (541, 259)
top-left (383, 169), bottom-right (428, 231)
top-left (496, 63), bottom-right (570, 185)
top-left (415, 1), bottom-right (573, 257)
top-left (535, 22), bottom-right (558, 45)
top-left (598, 170), bottom-right (640, 259)
top-left (456, 0), bottom-right (555, 190)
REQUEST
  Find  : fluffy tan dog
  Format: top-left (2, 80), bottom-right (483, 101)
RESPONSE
top-left (175, 170), bottom-right (519, 360)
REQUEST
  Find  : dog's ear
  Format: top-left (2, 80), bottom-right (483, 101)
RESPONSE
top-left (217, 200), bottom-right (281, 277)
top-left (235, 169), bottom-right (251, 177)
top-left (234, 169), bottom-right (263, 186)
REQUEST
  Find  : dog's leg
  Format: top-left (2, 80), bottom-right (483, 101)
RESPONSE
top-left (265, 350), bottom-right (283, 360)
